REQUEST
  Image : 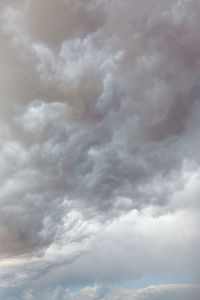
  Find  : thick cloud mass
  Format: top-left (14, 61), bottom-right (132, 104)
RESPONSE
top-left (0, 0), bottom-right (200, 292)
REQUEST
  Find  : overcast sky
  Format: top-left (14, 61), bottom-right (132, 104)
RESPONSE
top-left (0, 0), bottom-right (200, 299)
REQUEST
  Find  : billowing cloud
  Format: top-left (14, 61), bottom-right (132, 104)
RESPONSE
top-left (0, 0), bottom-right (199, 292)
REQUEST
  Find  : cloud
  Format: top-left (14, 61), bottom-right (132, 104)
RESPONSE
top-left (2, 284), bottom-right (200, 300)
top-left (0, 0), bottom-right (200, 289)
top-left (106, 284), bottom-right (200, 300)
top-left (30, 197), bottom-right (199, 287)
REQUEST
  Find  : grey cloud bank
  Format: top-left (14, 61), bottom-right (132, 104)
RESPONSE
top-left (0, 0), bottom-right (199, 297)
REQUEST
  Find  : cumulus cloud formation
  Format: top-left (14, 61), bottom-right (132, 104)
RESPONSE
top-left (0, 0), bottom-right (199, 294)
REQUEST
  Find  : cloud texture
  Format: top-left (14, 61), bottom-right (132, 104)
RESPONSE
top-left (2, 284), bottom-right (200, 300)
top-left (0, 0), bottom-right (199, 292)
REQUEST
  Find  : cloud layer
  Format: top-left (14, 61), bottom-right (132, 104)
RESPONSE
top-left (0, 0), bottom-right (199, 292)
top-left (2, 284), bottom-right (200, 300)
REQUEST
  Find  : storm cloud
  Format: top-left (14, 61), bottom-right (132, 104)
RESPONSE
top-left (0, 0), bottom-right (199, 295)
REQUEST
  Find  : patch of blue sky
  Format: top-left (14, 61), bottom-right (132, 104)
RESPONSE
top-left (120, 270), bottom-right (199, 289)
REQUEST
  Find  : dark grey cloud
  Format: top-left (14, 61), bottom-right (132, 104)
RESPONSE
top-left (0, 0), bottom-right (200, 289)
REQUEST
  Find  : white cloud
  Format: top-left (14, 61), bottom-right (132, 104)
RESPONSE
top-left (3, 284), bottom-right (200, 300)
top-left (33, 202), bottom-right (199, 287)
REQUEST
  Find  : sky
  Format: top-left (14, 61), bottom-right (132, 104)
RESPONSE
top-left (0, 0), bottom-right (200, 299)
